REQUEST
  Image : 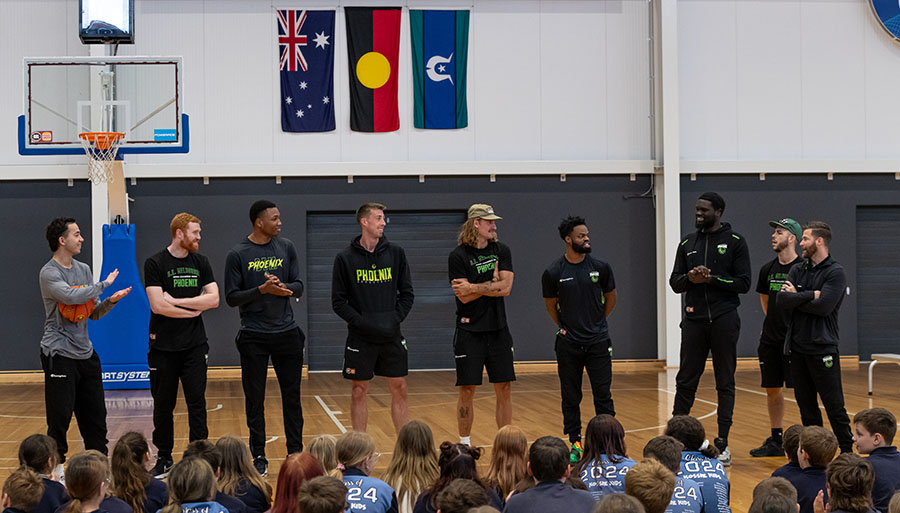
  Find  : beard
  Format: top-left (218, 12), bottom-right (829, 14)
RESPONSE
top-left (180, 240), bottom-right (199, 253)
top-left (572, 241), bottom-right (592, 254)
top-left (773, 239), bottom-right (789, 253)
top-left (802, 244), bottom-right (817, 259)
top-left (695, 217), bottom-right (713, 230)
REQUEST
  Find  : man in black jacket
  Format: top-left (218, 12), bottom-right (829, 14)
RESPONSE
top-left (669, 192), bottom-right (751, 466)
top-left (332, 203), bottom-right (414, 433)
top-left (776, 221), bottom-right (853, 453)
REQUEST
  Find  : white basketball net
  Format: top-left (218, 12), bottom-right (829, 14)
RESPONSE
top-left (79, 133), bottom-right (123, 185)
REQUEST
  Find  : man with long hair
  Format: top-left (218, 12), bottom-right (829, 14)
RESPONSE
top-left (542, 216), bottom-right (617, 462)
top-left (448, 204), bottom-right (515, 446)
top-left (224, 200), bottom-right (305, 477)
top-left (39, 217), bottom-right (131, 470)
top-left (144, 212), bottom-right (219, 477)
top-left (332, 203), bottom-right (414, 433)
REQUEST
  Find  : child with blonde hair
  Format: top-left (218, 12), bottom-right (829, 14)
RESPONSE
top-left (307, 435), bottom-right (340, 478)
top-left (383, 421), bottom-right (439, 513)
top-left (336, 431), bottom-right (398, 513)
top-left (159, 458), bottom-right (225, 513)
top-left (484, 426), bottom-right (527, 503)
top-left (215, 437), bottom-right (272, 513)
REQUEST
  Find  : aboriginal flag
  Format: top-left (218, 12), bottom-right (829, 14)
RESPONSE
top-left (410, 10), bottom-right (469, 129)
top-left (345, 7), bottom-right (401, 132)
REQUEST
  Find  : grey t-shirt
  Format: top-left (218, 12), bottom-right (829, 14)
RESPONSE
top-left (39, 258), bottom-right (109, 359)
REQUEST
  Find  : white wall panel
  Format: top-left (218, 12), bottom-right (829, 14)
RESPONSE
top-left (678, 0), bottom-right (738, 160)
top-left (864, 13), bottom-right (900, 159)
top-left (473, 0), bottom-right (542, 160)
top-left (605, 0), bottom-right (652, 160)
top-left (540, 1), bottom-right (607, 160)
top-left (800, 0), bottom-right (866, 159)
top-left (203, 0), bottom-right (274, 163)
top-left (735, 0), bottom-right (802, 159)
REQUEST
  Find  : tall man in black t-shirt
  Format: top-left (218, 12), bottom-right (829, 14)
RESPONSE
top-left (776, 221), bottom-right (853, 453)
top-left (448, 204), bottom-right (515, 445)
top-left (541, 216), bottom-right (616, 462)
top-left (144, 212), bottom-right (219, 477)
top-left (750, 218), bottom-right (803, 458)
top-left (332, 203), bottom-right (414, 433)
top-left (224, 200), bottom-right (305, 477)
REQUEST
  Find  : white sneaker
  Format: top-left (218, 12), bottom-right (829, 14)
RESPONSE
top-left (53, 463), bottom-right (65, 485)
top-left (717, 446), bottom-right (732, 467)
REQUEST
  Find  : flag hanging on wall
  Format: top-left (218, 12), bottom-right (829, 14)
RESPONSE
top-left (410, 10), bottom-right (469, 129)
top-left (345, 7), bottom-right (401, 132)
top-left (278, 9), bottom-right (335, 132)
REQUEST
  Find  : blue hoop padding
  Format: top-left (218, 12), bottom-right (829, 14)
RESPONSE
top-left (17, 114), bottom-right (190, 156)
top-left (88, 224), bottom-right (151, 390)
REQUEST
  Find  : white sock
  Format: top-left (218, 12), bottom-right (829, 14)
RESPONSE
top-left (459, 436), bottom-right (471, 445)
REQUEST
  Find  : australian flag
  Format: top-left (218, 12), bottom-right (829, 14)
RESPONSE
top-left (278, 9), bottom-right (335, 132)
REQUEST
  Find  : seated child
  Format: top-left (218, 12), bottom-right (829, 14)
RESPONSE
top-left (2, 468), bottom-right (44, 513)
top-left (852, 408), bottom-right (900, 513)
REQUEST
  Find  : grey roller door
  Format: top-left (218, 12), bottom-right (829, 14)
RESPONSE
top-left (306, 211), bottom-right (465, 370)
top-left (856, 207), bottom-right (900, 360)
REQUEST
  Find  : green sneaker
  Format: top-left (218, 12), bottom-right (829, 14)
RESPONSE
top-left (569, 441), bottom-right (583, 464)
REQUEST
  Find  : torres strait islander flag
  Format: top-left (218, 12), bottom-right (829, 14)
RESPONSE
top-left (410, 10), bottom-right (469, 129)
top-left (278, 9), bottom-right (335, 132)
top-left (345, 7), bottom-right (401, 132)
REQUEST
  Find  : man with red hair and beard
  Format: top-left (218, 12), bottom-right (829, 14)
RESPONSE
top-left (541, 216), bottom-right (617, 463)
top-left (145, 212), bottom-right (219, 477)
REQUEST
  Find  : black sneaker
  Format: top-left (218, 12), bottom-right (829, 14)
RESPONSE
top-left (749, 436), bottom-right (784, 457)
top-left (151, 456), bottom-right (173, 479)
top-left (253, 456), bottom-right (268, 477)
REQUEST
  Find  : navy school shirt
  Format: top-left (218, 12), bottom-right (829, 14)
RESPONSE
top-left (771, 461), bottom-right (803, 480)
top-left (233, 478), bottom-right (269, 513)
top-left (865, 446), bottom-right (900, 513)
top-left (448, 242), bottom-right (513, 332)
top-left (143, 479), bottom-right (168, 513)
top-left (666, 476), bottom-right (704, 513)
top-left (56, 497), bottom-right (133, 513)
top-left (784, 466), bottom-right (827, 513)
top-left (502, 481), bottom-right (595, 513)
top-left (542, 255), bottom-right (616, 344)
top-left (35, 477), bottom-right (68, 513)
top-left (342, 467), bottom-right (398, 513)
top-left (680, 451), bottom-right (731, 513)
top-left (214, 492), bottom-right (247, 513)
top-left (412, 487), bottom-right (503, 513)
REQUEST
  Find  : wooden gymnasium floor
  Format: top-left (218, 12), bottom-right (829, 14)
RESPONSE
top-left (1, 361), bottom-right (899, 513)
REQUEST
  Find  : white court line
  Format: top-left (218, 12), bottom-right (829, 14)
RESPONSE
top-left (623, 388), bottom-right (718, 433)
top-left (108, 403), bottom-right (223, 419)
top-left (315, 395), bottom-right (347, 434)
top-left (265, 436), bottom-right (279, 444)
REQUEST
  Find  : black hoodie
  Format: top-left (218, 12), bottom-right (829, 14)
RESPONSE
top-left (332, 235), bottom-right (414, 343)
top-left (669, 222), bottom-right (752, 321)
top-left (775, 255), bottom-right (846, 355)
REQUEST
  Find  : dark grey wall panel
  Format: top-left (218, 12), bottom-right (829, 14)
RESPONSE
top-left (120, 175), bottom-right (658, 367)
top-left (856, 207), bottom-right (900, 361)
top-left (680, 174), bottom-right (900, 358)
top-left (5, 181), bottom-right (92, 370)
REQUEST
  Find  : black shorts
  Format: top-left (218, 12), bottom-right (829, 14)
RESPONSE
top-left (454, 326), bottom-right (516, 386)
top-left (758, 341), bottom-right (793, 388)
top-left (342, 335), bottom-right (408, 380)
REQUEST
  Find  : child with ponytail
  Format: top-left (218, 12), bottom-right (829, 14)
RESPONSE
top-left (665, 416), bottom-right (731, 513)
top-left (336, 431), bottom-right (398, 513)
top-left (59, 452), bottom-right (110, 513)
top-left (159, 458), bottom-right (225, 513)
top-left (110, 433), bottom-right (167, 513)
top-left (18, 435), bottom-right (67, 513)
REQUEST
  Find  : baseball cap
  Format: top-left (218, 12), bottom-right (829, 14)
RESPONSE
top-left (467, 204), bottom-right (502, 220)
top-left (769, 218), bottom-right (802, 239)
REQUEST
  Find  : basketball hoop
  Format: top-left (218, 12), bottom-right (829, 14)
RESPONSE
top-left (79, 132), bottom-right (124, 184)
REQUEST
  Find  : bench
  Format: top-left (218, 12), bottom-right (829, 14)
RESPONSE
top-left (868, 354), bottom-right (900, 395)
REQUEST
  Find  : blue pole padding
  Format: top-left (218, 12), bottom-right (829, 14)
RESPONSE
top-left (89, 224), bottom-right (151, 390)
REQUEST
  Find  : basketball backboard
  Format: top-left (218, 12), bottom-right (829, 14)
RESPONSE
top-left (19, 56), bottom-right (188, 155)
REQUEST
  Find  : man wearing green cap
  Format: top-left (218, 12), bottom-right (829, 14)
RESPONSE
top-left (448, 203), bottom-right (515, 445)
top-left (750, 218), bottom-right (803, 457)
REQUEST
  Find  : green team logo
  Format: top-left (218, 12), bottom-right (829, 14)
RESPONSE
top-left (167, 267), bottom-right (200, 288)
top-left (823, 355), bottom-right (834, 369)
top-left (717, 243), bottom-right (728, 255)
top-left (469, 255), bottom-right (498, 275)
top-left (589, 271), bottom-right (599, 283)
